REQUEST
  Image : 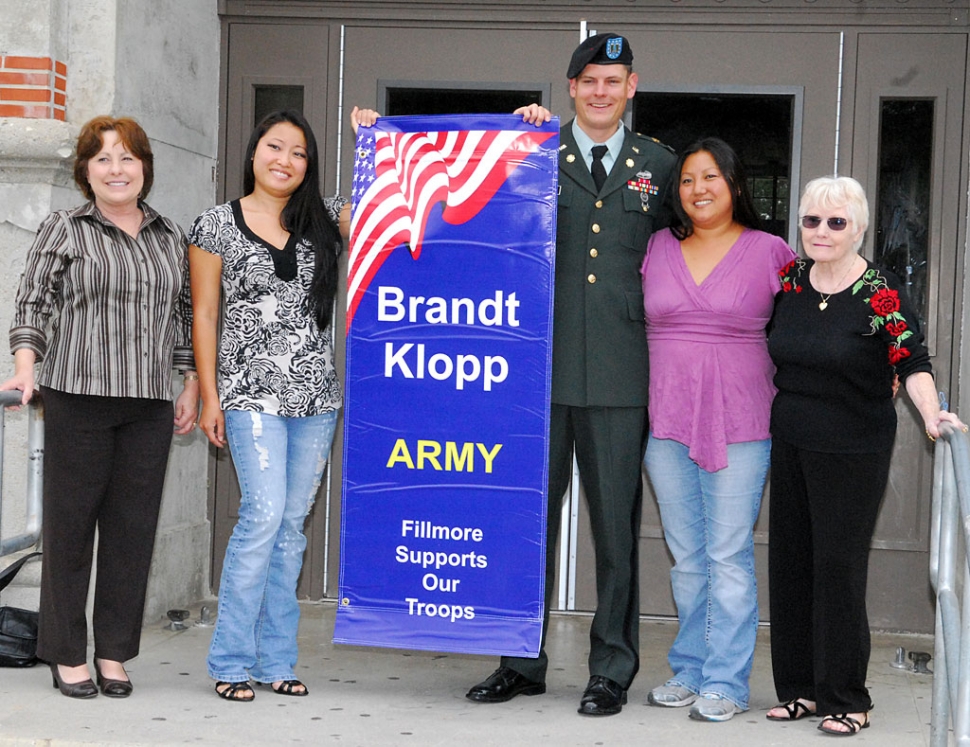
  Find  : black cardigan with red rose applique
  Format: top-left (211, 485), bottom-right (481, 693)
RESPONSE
top-left (767, 257), bottom-right (932, 454)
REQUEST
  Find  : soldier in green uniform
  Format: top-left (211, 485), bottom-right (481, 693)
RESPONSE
top-left (466, 33), bottom-right (676, 716)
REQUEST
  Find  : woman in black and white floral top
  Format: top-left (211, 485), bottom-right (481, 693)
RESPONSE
top-left (189, 109), bottom-right (353, 702)
top-left (764, 176), bottom-right (965, 736)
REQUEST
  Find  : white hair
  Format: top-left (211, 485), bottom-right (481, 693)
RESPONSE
top-left (799, 175), bottom-right (869, 252)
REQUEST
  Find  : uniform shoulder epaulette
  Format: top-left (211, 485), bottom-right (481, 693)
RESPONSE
top-left (634, 132), bottom-right (676, 155)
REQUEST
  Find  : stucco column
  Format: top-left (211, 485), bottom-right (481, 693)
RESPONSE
top-left (0, 0), bottom-right (219, 622)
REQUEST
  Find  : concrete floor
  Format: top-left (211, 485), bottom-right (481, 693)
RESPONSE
top-left (0, 602), bottom-right (940, 746)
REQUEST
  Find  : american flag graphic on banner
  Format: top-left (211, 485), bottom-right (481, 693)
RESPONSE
top-left (336, 114), bottom-right (559, 656)
top-left (348, 121), bottom-right (556, 326)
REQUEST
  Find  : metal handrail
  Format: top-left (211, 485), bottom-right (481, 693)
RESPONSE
top-left (930, 422), bottom-right (970, 746)
top-left (0, 390), bottom-right (44, 556)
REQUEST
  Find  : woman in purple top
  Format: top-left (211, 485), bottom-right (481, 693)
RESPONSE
top-left (640, 138), bottom-right (795, 721)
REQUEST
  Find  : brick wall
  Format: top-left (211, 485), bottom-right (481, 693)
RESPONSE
top-left (0, 56), bottom-right (66, 120)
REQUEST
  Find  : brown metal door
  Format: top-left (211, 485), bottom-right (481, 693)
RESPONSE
top-left (212, 20), bottom-right (339, 599)
top-left (216, 9), bottom-right (966, 633)
top-left (846, 31), bottom-right (966, 632)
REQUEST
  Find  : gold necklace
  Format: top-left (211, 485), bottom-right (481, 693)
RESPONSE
top-left (817, 258), bottom-right (857, 311)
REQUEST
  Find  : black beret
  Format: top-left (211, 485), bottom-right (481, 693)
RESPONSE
top-left (567, 33), bottom-right (634, 79)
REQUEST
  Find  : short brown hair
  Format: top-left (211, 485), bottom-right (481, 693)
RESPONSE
top-left (73, 115), bottom-right (154, 201)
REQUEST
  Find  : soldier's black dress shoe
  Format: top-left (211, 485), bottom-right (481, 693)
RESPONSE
top-left (578, 675), bottom-right (627, 716)
top-left (465, 666), bottom-right (546, 703)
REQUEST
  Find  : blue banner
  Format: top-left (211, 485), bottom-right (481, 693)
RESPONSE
top-left (334, 114), bottom-right (559, 656)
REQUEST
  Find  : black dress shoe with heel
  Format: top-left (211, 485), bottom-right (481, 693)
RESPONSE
top-left (578, 675), bottom-right (627, 716)
top-left (465, 666), bottom-right (546, 703)
top-left (94, 660), bottom-right (133, 698)
top-left (50, 664), bottom-right (98, 699)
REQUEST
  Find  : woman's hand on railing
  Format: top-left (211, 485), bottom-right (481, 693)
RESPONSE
top-left (1, 349), bottom-right (37, 408)
top-left (0, 389), bottom-right (28, 409)
top-left (929, 411), bottom-right (968, 441)
top-left (0, 371), bottom-right (34, 409)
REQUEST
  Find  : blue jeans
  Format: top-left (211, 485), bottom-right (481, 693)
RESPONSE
top-left (207, 409), bottom-right (338, 683)
top-left (644, 435), bottom-right (769, 709)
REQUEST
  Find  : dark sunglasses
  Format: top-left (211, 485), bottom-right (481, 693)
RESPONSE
top-left (801, 215), bottom-right (848, 231)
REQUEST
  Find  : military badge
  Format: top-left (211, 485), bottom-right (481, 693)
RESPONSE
top-left (606, 37), bottom-right (624, 60)
top-left (566, 153), bottom-right (576, 163)
top-left (628, 170), bottom-right (658, 206)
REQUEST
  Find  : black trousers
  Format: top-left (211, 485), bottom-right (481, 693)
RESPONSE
top-left (37, 388), bottom-right (174, 666)
top-left (502, 403), bottom-right (647, 688)
top-left (767, 437), bottom-right (892, 715)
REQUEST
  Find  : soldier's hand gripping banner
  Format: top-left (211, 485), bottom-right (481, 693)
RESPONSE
top-left (334, 114), bottom-right (559, 655)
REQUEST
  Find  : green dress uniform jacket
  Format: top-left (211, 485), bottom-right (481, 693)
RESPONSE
top-left (552, 123), bottom-right (676, 407)
top-left (501, 121), bottom-right (676, 690)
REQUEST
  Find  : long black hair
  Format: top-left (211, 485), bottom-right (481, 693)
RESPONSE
top-left (243, 109), bottom-right (342, 331)
top-left (669, 136), bottom-right (763, 240)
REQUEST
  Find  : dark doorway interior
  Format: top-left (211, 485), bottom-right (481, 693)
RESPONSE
top-left (254, 85), bottom-right (305, 127)
top-left (634, 93), bottom-right (795, 238)
top-left (874, 98), bottom-right (934, 328)
top-left (384, 87), bottom-right (543, 116)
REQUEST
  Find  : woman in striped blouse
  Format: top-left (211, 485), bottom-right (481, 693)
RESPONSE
top-left (2, 116), bottom-right (198, 699)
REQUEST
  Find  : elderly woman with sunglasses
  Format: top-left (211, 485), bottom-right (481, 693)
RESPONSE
top-left (764, 176), bottom-right (965, 736)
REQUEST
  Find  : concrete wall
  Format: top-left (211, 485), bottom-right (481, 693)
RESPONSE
top-left (0, 0), bottom-right (221, 623)
top-left (113, 0), bottom-right (220, 622)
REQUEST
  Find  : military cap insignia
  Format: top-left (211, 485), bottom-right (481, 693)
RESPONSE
top-left (606, 37), bottom-right (624, 60)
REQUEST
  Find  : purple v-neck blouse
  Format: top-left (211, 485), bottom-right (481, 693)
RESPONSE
top-left (640, 227), bottom-right (796, 471)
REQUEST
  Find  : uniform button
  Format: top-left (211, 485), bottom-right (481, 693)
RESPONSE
top-left (590, 248), bottom-right (598, 258)
top-left (595, 200), bottom-right (603, 209)
top-left (587, 274), bottom-right (596, 284)
top-left (591, 224), bottom-right (601, 234)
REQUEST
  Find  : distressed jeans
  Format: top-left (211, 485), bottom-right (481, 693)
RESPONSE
top-left (207, 409), bottom-right (338, 683)
top-left (644, 435), bottom-right (769, 709)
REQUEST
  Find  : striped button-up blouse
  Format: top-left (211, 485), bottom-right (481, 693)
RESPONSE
top-left (9, 201), bottom-right (194, 400)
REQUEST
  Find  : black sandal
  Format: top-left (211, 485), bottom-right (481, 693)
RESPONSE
top-left (766, 698), bottom-right (816, 721)
top-left (818, 713), bottom-right (870, 736)
top-left (267, 679), bottom-right (308, 696)
top-left (215, 681), bottom-right (255, 702)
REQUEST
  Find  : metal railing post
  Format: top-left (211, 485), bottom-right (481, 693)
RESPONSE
top-left (931, 437), bottom-right (952, 746)
top-left (930, 422), bottom-right (970, 745)
top-left (0, 390), bottom-right (44, 556)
